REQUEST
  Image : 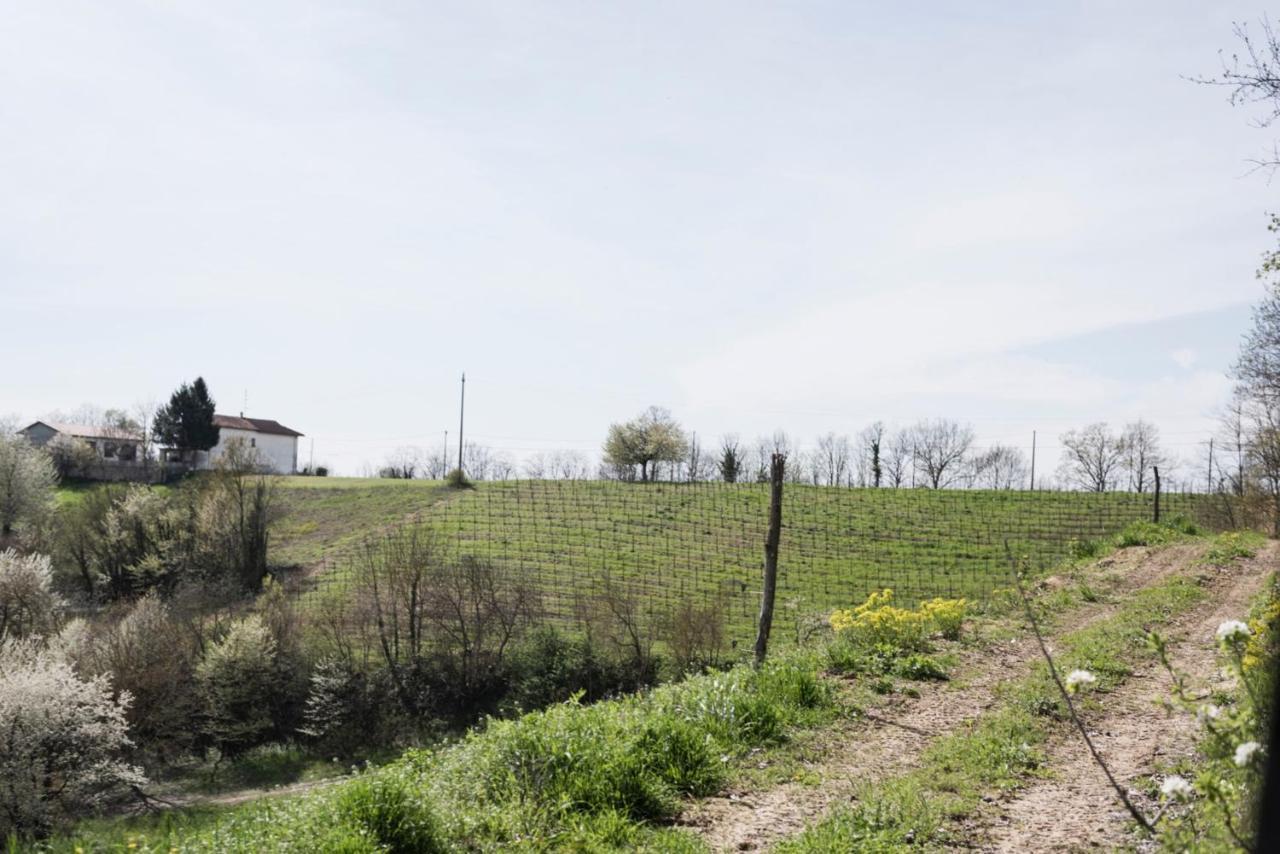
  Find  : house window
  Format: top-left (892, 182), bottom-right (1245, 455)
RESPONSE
top-left (118, 443), bottom-right (137, 462)
top-left (250, 438), bottom-right (256, 447)
top-left (103, 442), bottom-right (117, 459)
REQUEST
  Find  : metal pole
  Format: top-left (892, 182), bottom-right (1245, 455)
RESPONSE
top-left (457, 373), bottom-right (466, 475)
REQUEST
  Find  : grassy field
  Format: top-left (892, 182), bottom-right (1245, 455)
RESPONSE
top-left (271, 478), bottom-right (1211, 642)
top-left (268, 477), bottom-right (455, 567)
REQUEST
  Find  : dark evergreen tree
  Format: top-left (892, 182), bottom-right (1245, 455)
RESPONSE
top-left (154, 377), bottom-right (220, 455)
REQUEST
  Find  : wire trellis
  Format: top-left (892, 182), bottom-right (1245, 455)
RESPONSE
top-left (298, 481), bottom-right (1215, 644)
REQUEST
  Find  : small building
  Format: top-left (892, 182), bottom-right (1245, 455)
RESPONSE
top-left (204, 414), bottom-right (304, 474)
top-left (19, 420), bottom-right (144, 465)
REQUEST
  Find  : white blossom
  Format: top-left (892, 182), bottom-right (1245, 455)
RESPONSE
top-left (1216, 620), bottom-right (1251, 644)
top-left (1196, 704), bottom-right (1223, 723)
top-left (0, 645), bottom-right (143, 836)
top-left (1065, 669), bottom-right (1098, 692)
top-left (1160, 775), bottom-right (1194, 800)
top-left (1235, 741), bottom-right (1262, 767)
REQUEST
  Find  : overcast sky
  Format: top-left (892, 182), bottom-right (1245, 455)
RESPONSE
top-left (1, 1), bottom-right (1275, 478)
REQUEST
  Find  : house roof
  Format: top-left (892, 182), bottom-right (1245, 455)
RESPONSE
top-left (213, 414), bottom-right (304, 438)
top-left (22, 421), bottom-right (143, 442)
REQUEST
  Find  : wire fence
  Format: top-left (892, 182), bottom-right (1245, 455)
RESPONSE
top-left (297, 481), bottom-right (1219, 644)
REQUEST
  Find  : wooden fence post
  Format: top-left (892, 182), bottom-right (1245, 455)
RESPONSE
top-left (1153, 466), bottom-right (1161, 524)
top-left (754, 453), bottom-right (785, 668)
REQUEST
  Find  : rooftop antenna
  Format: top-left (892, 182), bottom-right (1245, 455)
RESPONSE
top-left (241, 389), bottom-right (248, 419)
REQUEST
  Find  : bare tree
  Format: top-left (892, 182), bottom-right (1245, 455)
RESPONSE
top-left (425, 555), bottom-right (540, 698)
top-left (380, 446), bottom-right (421, 479)
top-left (1119, 420), bottom-right (1168, 493)
top-left (751, 431), bottom-right (794, 483)
top-left (551, 450), bottom-right (590, 480)
top-left (907, 419), bottom-right (975, 489)
top-left (349, 527), bottom-right (435, 714)
top-left (1219, 397), bottom-right (1250, 495)
top-left (1058, 423), bottom-right (1125, 493)
top-left (463, 445), bottom-right (496, 483)
top-left (1196, 18), bottom-right (1280, 173)
top-left (971, 444), bottom-right (1028, 490)
top-left (813, 432), bottom-right (851, 487)
top-left (423, 441), bottom-right (451, 480)
top-left (683, 433), bottom-right (712, 482)
top-left (883, 428), bottom-right (912, 488)
top-left (858, 422), bottom-right (886, 488)
top-left (522, 452), bottom-right (549, 479)
top-left (488, 452), bottom-right (517, 481)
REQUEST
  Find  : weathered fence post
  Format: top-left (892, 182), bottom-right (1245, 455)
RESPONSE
top-left (754, 453), bottom-right (785, 668)
top-left (1153, 466), bottom-right (1161, 524)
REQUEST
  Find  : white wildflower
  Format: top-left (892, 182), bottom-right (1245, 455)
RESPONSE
top-left (1235, 741), bottom-right (1262, 767)
top-left (1160, 775), bottom-right (1194, 800)
top-left (1197, 704), bottom-right (1223, 723)
top-left (1064, 669), bottom-right (1098, 693)
top-left (1216, 620), bottom-right (1251, 644)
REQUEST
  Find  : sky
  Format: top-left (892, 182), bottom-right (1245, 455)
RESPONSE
top-left (1, 1), bottom-right (1276, 479)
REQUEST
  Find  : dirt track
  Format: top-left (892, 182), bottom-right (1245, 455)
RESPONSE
top-left (964, 542), bottom-right (1277, 852)
top-left (681, 542), bottom-right (1271, 853)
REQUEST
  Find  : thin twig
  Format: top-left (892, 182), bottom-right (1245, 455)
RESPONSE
top-left (1004, 542), bottom-right (1157, 835)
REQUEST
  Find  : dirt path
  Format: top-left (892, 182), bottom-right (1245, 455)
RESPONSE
top-left (962, 542), bottom-right (1277, 853)
top-left (680, 544), bottom-right (1205, 852)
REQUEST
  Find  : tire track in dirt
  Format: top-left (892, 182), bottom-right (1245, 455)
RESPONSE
top-left (680, 544), bottom-right (1205, 853)
top-left (962, 542), bottom-right (1277, 854)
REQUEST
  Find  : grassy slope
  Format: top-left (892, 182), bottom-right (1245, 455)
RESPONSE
top-left (51, 528), bottom-right (1215, 853)
top-left (270, 478), bottom-right (1206, 641)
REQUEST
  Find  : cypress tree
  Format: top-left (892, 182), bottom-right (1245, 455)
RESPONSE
top-left (154, 377), bottom-right (220, 455)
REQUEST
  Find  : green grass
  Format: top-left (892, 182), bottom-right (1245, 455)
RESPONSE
top-left (53, 656), bottom-right (833, 852)
top-left (271, 479), bottom-right (1210, 642)
top-left (266, 477), bottom-right (455, 568)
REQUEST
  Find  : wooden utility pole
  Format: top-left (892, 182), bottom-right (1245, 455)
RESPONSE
top-left (1207, 438), bottom-right (1215, 494)
top-left (754, 453), bottom-right (785, 668)
top-left (1030, 430), bottom-right (1037, 490)
top-left (457, 372), bottom-right (466, 475)
top-left (1153, 466), bottom-right (1162, 524)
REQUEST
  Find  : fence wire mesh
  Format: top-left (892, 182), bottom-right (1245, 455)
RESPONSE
top-left (297, 481), bottom-right (1216, 644)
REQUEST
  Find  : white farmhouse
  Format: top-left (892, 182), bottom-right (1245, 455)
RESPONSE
top-left (204, 414), bottom-right (303, 474)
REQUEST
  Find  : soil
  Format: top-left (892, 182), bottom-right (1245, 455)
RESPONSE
top-left (680, 542), bottom-right (1268, 853)
top-left (962, 542), bottom-right (1278, 853)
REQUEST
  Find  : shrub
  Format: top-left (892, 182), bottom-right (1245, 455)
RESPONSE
top-left (1114, 520), bottom-right (1187, 548)
top-left (0, 435), bottom-right (56, 543)
top-left (0, 550), bottom-right (63, 641)
top-left (82, 594), bottom-right (201, 757)
top-left (0, 643), bottom-right (144, 838)
top-left (666, 599), bottom-right (728, 673)
top-left (1069, 537), bottom-right (1105, 559)
top-left (335, 768), bottom-right (444, 853)
top-left (829, 589), bottom-right (966, 650)
top-left (198, 615), bottom-right (279, 757)
top-left (919, 597), bottom-right (967, 640)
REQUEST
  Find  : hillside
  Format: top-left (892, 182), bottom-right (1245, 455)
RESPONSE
top-left (270, 478), bottom-right (1212, 641)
